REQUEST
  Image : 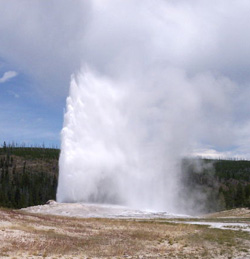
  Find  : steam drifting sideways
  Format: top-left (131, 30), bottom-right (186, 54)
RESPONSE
top-left (57, 0), bottom-right (250, 213)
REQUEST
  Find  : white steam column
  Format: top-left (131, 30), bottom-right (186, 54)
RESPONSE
top-left (57, 67), bottom-right (200, 212)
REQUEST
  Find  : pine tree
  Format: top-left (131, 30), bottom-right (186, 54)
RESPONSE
top-left (235, 183), bottom-right (245, 207)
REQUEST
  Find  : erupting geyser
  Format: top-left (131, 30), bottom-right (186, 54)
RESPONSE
top-left (56, 0), bottom-right (235, 213)
top-left (57, 67), bottom-right (202, 212)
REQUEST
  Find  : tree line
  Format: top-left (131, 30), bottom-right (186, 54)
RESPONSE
top-left (0, 143), bottom-right (58, 209)
top-left (181, 158), bottom-right (250, 213)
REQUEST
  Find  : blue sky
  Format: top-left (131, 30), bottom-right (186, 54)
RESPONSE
top-left (0, 63), bottom-right (63, 147)
top-left (1, 0), bottom-right (250, 159)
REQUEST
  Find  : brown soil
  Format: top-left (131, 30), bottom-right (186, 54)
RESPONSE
top-left (203, 207), bottom-right (250, 218)
top-left (0, 208), bottom-right (249, 258)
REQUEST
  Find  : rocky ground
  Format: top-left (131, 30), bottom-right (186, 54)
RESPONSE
top-left (0, 204), bottom-right (250, 258)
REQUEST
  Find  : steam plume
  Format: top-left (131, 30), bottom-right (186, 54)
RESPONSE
top-left (57, 0), bottom-right (238, 212)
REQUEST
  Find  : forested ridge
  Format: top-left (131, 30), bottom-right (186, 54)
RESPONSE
top-left (0, 142), bottom-right (250, 212)
top-left (181, 158), bottom-right (250, 212)
top-left (0, 142), bottom-right (58, 208)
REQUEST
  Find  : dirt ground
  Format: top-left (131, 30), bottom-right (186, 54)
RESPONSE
top-left (0, 207), bottom-right (250, 258)
top-left (203, 207), bottom-right (250, 218)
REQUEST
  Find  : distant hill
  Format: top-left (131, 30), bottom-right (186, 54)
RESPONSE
top-left (181, 158), bottom-right (250, 213)
top-left (0, 144), bottom-right (59, 208)
top-left (0, 143), bottom-right (249, 212)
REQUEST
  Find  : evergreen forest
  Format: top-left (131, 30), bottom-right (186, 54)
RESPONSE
top-left (0, 142), bottom-right (58, 209)
top-left (181, 158), bottom-right (250, 212)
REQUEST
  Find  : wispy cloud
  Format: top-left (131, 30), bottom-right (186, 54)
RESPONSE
top-left (8, 90), bottom-right (19, 98)
top-left (0, 71), bottom-right (17, 83)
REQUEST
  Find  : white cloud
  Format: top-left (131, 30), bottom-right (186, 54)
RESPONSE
top-left (0, 0), bottom-right (91, 99)
top-left (0, 71), bottom-right (17, 83)
top-left (0, 0), bottom-right (250, 156)
top-left (192, 148), bottom-right (236, 160)
top-left (0, 1), bottom-right (249, 99)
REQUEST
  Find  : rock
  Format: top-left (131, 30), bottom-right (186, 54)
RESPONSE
top-left (46, 200), bottom-right (56, 205)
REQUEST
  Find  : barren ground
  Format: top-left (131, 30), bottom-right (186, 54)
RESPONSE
top-left (0, 206), bottom-right (250, 258)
